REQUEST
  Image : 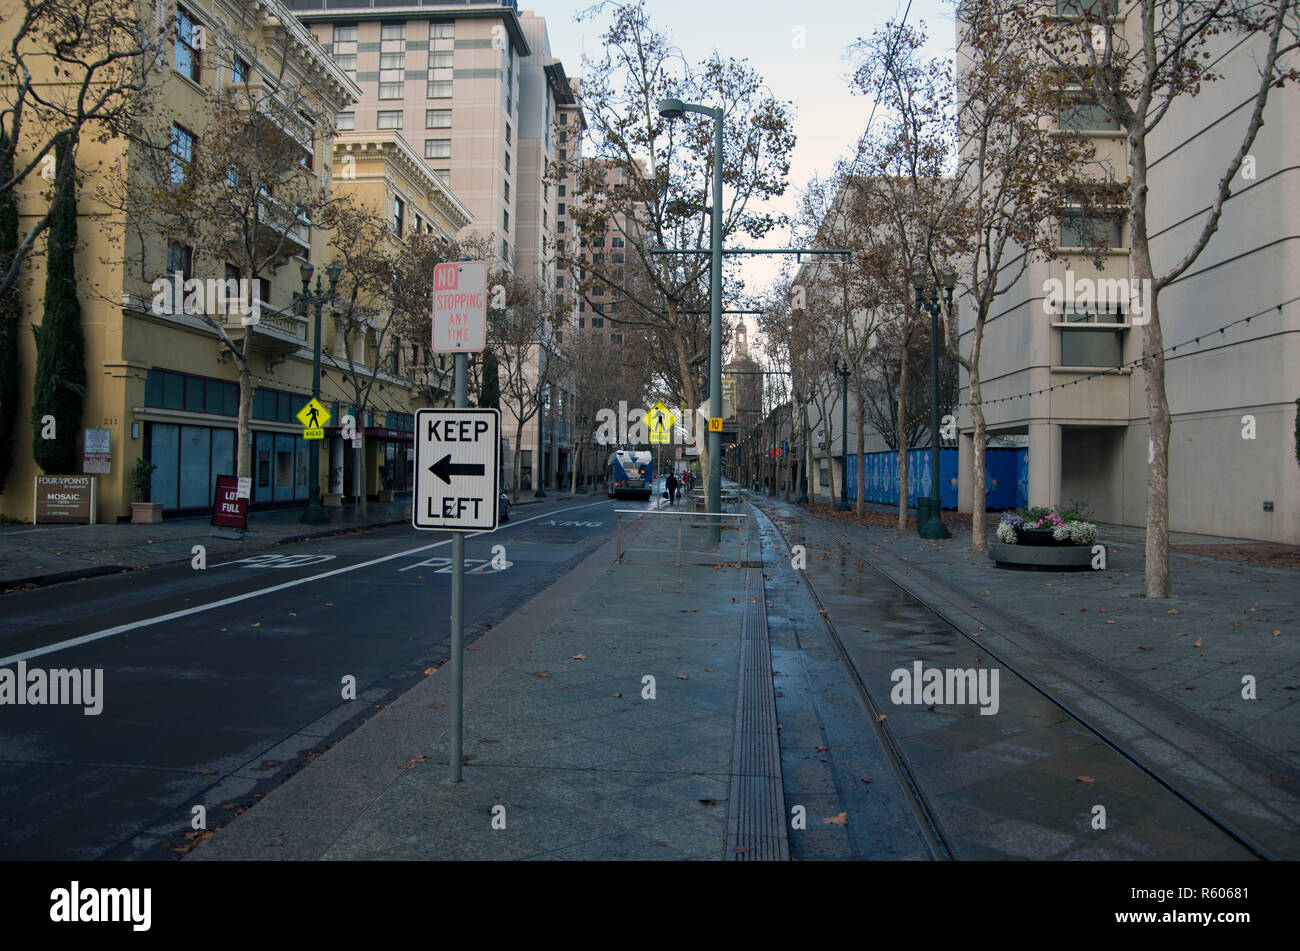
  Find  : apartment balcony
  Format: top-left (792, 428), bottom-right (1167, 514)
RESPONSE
top-left (222, 302), bottom-right (309, 359)
top-left (254, 194), bottom-right (312, 265)
top-left (232, 88), bottom-right (314, 158)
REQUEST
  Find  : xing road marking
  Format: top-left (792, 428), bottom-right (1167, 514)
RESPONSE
top-left (0, 501), bottom-right (610, 667)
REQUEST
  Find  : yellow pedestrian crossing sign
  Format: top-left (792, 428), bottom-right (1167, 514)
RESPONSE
top-left (647, 402), bottom-right (674, 444)
top-left (297, 397), bottom-right (330, 440)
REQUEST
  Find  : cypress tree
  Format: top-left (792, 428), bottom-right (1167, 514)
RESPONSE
top-left (480, 350), bottom-right (500, 410)
top-left (31, 132), bottom-right (85, 474)
top-left (0, 132), bottom-right (20, 491)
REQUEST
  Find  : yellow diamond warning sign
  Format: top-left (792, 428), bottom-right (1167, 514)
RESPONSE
top-left (297, 397), bottom-right (330, 440)
top-left (648, 401), bottom-right (675, 444)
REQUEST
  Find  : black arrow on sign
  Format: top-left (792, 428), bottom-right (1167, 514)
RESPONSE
top-left (428, 453), bottom-right (485, 485)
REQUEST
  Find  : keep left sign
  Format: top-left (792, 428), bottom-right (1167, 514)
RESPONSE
top-left (432, 260), bottom-right (487, 353)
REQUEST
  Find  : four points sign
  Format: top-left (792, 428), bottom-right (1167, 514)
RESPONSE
top-left (432, 260), bottom-right (487, 353)
top-left (412, 408), bottom-right (500, 532)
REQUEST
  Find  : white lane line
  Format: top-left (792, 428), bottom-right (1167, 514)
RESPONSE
top-left (0, 500), bottom-right (611, 667)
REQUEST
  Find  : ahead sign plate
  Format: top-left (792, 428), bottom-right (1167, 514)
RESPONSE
top-left (412, 408), bottom-right (500, 532)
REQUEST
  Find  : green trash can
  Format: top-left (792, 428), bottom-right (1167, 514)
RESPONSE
top-left (916, 496), bottom-right (933, 534)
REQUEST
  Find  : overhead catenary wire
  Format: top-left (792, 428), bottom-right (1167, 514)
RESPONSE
top-left (955, 295), bottom-right (1297, 408)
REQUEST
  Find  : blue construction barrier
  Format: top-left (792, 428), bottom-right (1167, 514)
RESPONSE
top-left (840, 447), bottom-right (1026, 511)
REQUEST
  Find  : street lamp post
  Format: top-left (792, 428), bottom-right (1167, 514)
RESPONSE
top-left (535, 381), bottom-right (546, 498)
top-left (299, 260), bottom-right (341, 525)
top-left (658, 97), bottom-right (724, 544)
top-left (832, 354), bottom-right (851, 511)
top-left (910, 267), bottom-right (956, 540)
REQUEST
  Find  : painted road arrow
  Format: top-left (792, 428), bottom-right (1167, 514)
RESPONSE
top-left (428, 454), bottom-right (486, 485)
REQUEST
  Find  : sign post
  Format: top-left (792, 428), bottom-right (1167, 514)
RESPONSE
top-left (420, 259), bottom-right (490, 783)
top-left (211, 474), bottom-right (250, 538)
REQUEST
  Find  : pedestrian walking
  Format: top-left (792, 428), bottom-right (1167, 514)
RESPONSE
top-left (666, 471), bottom-right (679, 506)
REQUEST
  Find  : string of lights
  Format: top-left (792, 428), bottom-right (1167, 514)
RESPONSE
top-left (957, 294), bottom-right (1298, 408)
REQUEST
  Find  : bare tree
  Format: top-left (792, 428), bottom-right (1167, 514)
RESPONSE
top-left (0, 0), bottom-right (167, 295)
top-left (557, 0), bottom-right (795, 495)
top-left (1031, 0), bottom-right (1298, 596)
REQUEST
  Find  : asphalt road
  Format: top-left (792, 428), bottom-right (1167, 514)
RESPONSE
top-left (0, 494), bottom-right (642, 860)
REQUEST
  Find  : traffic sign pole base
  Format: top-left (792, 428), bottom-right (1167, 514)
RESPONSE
top-left (919, 513), bottom-right (952, 539)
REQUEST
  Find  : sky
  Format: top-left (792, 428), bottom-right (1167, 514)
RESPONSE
top-left (531, 0), bottom-right (958, 357)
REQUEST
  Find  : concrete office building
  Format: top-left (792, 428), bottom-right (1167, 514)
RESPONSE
top-left (952, 4), bottom-right (1299, 543)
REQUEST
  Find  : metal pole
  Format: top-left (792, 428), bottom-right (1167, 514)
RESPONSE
top-left (534, 377), bottom-right (546, 498)
top-left (449, 350), bottom-right (466, 782)
top-left (707, 107), bottom-right (724, 544)
top-left (920, 294), bottom-right (951, 539)
top-left (301, 276), bottom-right (328, 524)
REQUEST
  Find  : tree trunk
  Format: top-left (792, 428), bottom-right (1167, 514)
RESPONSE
top-left (236, 362), bottom-right (253, 480)
top-left (513, 419), bottom-right (526, 500)
top-left (970, 376), bottom-right (988, 552)
top-left (896, 347), bottom-right (910, 530)
top-left (855, 378), bottom-right (866, 516)
top-left (1126, 129), bottom-right (1172, 598)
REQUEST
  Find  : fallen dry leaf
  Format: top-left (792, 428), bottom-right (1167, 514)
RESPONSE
top-left (823, 812), bottom-right (848, 826)
top-left (815, 745), bottom-right (828, 752)
top-left (533, 672), bottom-right (552, 678)
top-left (1076, 775), bottom-right (1095, 783)
top-left (677, 674), bottom-right (689, 680)
top-left (699, 798), bottom-right (717, 806)
top-left (876, 713), bottom-right (887, 723)
top-left (1194, 638), bottom-right (1203, 648)
top-left (571, 653), bottom-right (587, 660)
top-left (612, 692), bottom-right (622, 698)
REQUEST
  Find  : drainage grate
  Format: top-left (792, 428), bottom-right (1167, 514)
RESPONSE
top-left (724, 568), bottom-right (790, 861)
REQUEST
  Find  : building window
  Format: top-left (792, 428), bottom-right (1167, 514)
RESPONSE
top-left (381, 22), bottom-right (405, 45)
top-left (169, 124), bottom-right (195, 186)
top-left (434, 169), bottom-right (450, 185)
top-left (429, 51), bottom-right (453, 70)
top-left (611, 236), bottom-right (624, 247)
top-left (557, 220), bottom-right (566, 234)
top-left (555, 275), bottom-right (564, 289)
top-left (503, 150), bottom-right (510, 173)
top-left (503, 208), bottom-right (509, 231)
top-left (1060, 210), bottom-right (1123, 249)
top-left (430, 21), bottom-right (454, 46)
top-left (379, 82), bottom-right (403, 99)
top-left (165, 243), bottom-right (193, 310)
top-left (393, 196), bottom-right (405, 236)
top-left (558, 202), bottom-right (566, 216)
top-left (560, 112), bottom-right (568, 125)
top-left (591, 317), bottom-right (604, 327)
top-left (231, 56), bottom-right (249, 85)
top-left (558, 184), bottom-right (565, 197)
top-left (501, 238), bottom-right (509, 260)
top-left (578, 316), bottom-right (584, 328)
top-left (1059, 99), bottom-right (1120, 131)
top-left (380, 52), bottom-right (404, 71)
top-left (504, 179), bottom-right (510, 202)
top-left (558, 148), bottom-right (566, 162)
top-left (175, 7), bottom-right (202, 83)
top-left (505, 123), bottom-right (511, 144)
top-left (612, 333), bottom-right (623, 344)
top-left (336, 112), bottom-right (354, 131)
top-left (333, 53), bottom-right (357, 74)
top-left (1057, 0), bottom-right (1119, 14)
top-left (377, 110), bottom-right (403, 129)
top-left (413, 213), bottom-right (423, 234)
top-left (1060, 328), bottom-right (1123, 367)
top-left (425, 138), bottom-right (450, 159)
top-left (333, 24), bottom-right (358, 44)
top-left (425, 109), bottom-right (451, 128)
top-left (542, 209), bottom-right (547, 228)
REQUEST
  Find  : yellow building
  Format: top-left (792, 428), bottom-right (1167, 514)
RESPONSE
top-left (324, 130), bottom-right (472, 502)
top-left (1, 0), bottom-right (468, 522)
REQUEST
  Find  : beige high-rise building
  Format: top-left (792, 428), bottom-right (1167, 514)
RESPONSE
top-left (291, 2), bottom-right (582, 489)
top-left (952, 3), bottom-right (1299, 543)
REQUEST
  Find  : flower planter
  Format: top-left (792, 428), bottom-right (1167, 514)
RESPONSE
top-left (990, 541), bottom-right (1095, 570)
top-left (130, 502), bottom-right (163, 524)
top-left (1018, 528), bottom-right (1066, 546)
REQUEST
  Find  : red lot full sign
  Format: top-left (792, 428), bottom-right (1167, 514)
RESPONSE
top-left (211, 474), bottom-right (249, 529)
top-left (432, 260), bottom-right (487, 353)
